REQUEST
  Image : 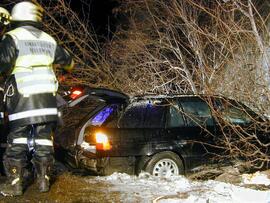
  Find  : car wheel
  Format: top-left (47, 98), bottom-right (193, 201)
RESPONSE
top-left (144, 151), bottom-right (184, 177)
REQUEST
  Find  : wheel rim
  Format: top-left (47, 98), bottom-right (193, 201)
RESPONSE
top-left (152, 158), bottom-right (179, 177)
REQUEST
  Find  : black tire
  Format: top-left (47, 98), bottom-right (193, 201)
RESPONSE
top-left (144, 151), bottom-right (184, 177)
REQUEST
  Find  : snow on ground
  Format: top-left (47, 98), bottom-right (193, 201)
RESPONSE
top-left (241, 171), bottom-right (270, 186)
top-left (87, 172), bottom-right (270, 203)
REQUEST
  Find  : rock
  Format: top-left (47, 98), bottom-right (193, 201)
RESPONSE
top-left (215, 167), bottom-right (241, 184)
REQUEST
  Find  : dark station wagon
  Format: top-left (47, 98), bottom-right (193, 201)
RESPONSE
top-left (54, 87), bottom-right (267, 178)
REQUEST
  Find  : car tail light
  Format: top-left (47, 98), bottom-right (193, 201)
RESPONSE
top-left (70, 89), bottom-right (83, 100)
top-left (95, 132), bottom-right (112, 151)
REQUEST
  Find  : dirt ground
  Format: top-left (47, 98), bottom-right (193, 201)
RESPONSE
top-left (0, 172), bottom-right (121, 203)
top-left (0, 161), bottom-right (122, 203)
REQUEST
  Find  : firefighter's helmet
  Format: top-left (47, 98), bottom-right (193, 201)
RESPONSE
top-left (0, 7), bottom-right (10, 26)
top-left (11, 1), bottom-right (43, 22)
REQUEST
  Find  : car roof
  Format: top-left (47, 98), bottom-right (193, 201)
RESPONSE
top-left (71, 86), bottom-right (227, 101)
top-left (68, 86), bottom-right (240, 107)
top-left (130, 94), bottom-right (226, 102)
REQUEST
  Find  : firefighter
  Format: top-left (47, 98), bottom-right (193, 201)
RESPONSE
top-left (0, 7), bottom-right (11, 176)
top-left (0, 1), bottom-right (74, 196)
top-left (0, 6), bottom-right (11, 127)
top-left (0, 7), bottom-right (10, 124)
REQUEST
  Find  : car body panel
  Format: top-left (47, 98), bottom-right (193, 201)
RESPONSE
top-left (54, 88), bottom-right (269, 176)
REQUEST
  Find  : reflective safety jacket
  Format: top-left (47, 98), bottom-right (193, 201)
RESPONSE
top-left (8, 26), bottom-right (58, 96)
top-left (0, 23), bottom-right (73, 128)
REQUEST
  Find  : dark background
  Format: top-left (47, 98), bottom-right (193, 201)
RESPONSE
top-left (1, 0), bottom-right (120, 39)
top-left (70, 0), bottom-right (120, 38)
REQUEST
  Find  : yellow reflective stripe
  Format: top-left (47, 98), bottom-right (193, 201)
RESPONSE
top-left (12, 66), bottom-right (53, 73)
top-left (13, 138), bottom-right (28, 144)
top-left (8, 108), bottom-right (58, 121)
top-left (16, 54), bottom-right (54, 63)
top-left (35, 139), bottom-right (53, 146)
top-left (12, 55), bottom-right (54, 73)
top-left (11, 178), bottom-right (20, 186)
top-left (18, 84), bottom-right (58, 95)
top-left (13, 65), bottom-right (57, 95)
top-left (11, 67), bottom-right (32, 73)
top-left (16, 74), bottom-right (56, 83)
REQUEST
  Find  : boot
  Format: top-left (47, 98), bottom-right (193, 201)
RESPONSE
top-left (1, 160), bottom-right (23, 196)
top-left (33, 158), bottom-right (53, 193)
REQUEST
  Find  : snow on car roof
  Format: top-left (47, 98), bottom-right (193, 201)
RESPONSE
top-left (130, 94), bottom-right (225, 100)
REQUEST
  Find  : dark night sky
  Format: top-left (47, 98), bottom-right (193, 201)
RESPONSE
top-left (1, 0), bottom-right (120, 38)
top-left (70, 0), bottom-right (119, 38)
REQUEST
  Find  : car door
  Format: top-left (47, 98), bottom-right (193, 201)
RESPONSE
top-left (212, 97), bottom-right (266, 157)
top-left (102, 100), bottom-right (150, 157)
top-left (140, 100), bottom-right (167, 155)
top-left (99, 99), bottom-right (169, 157)
top-left (166, 97), bottom-right (216, 169)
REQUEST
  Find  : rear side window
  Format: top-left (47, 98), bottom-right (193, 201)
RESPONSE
top-left (119, 101), bottom-right (167, 128)
top-left (119, 101), bottom-right (148, 128)
top-left (180, 98), bottom-right (214, 126)
top-left (144, 103), bottom-right (166, 128)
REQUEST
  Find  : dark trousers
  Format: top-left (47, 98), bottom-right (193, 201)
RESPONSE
top-left (4, 122), bottom-right (56, 166)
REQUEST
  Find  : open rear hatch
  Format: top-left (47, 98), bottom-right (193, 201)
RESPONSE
top-left (66, 87), bottom-right (129, 107)
top-left (57, 86), bottom-right (129, 171)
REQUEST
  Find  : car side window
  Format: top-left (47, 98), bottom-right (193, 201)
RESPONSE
top-left (180, 98), bottom-right (214, 126)
top-left (119, 101), bottom-right (148, 128)
top-left (167, 105), bottom-right (185, 128)
top-left (144, 103), bottom-right (166, 128)
top-left (216, 100), bottom-right (252, 124)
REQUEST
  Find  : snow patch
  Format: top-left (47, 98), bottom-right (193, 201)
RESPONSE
top-left (241, 171), bottom-right (270, 186)
top-left (89, 172), bottom-right (270, 203)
